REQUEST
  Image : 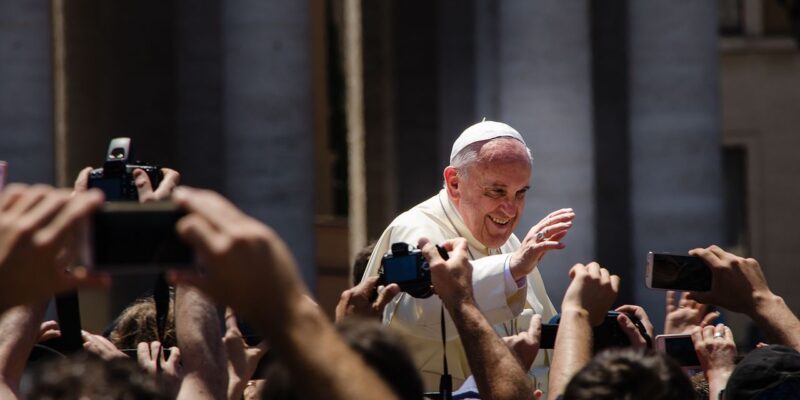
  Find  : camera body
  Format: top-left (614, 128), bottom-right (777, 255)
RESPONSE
top-left (88, 137), bottom-right (163, 201)
top-left (378, 242), bottom-right (434, 298)
top-left (540, 311), bottom-right (639, 352)
top-left (84, 201), bottom-right (193, 272)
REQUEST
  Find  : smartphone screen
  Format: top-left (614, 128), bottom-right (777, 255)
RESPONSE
top-left (0, 161), bottom-right (7, 191)
top-left (647, 252), bottom-right (712, 291)
top-left (88, 201), bottom-right (193, 272)
top-left (657, 334), bottom-right (700, 367)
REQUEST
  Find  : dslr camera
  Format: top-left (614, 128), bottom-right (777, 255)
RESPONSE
top-left (377, 242), bottom-right (445, 299)
top-left (88, 137), bottom-right (163, 201)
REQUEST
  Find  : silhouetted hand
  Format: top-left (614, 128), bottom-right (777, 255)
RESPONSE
top-left (0, 185), bottom-right (109, 310)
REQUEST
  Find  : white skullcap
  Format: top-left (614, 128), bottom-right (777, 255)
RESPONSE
top-left (449, 120), bottom-right (527, 164)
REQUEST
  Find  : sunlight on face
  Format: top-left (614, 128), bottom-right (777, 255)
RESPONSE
top-left (452, 139), bottom-right (531, 248)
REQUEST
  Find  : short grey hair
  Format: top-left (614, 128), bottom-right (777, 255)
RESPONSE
top-left (449, 138), bottom-right (533, 180)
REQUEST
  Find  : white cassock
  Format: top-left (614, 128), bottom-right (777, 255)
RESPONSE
top-left (361, 189), bottom-right (558, 392)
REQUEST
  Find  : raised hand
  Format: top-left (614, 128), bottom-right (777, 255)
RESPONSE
top-left (82, 330), bottom-right (127, 361)
top-left (664, 290), bottom-right (718, 334)
top-left (502, 314), bottom-right (542, 370)
top-left (0, 185), bottom-right (108, 310)
top-left (223, 307), bottom-right (268, 400)
top-left (692, 323), bottom-right (736, 400)
top-left (137, 340), bottom-right (183, 397)
top-left (561, 262), bottom-right (620, 327)
top-left (509, 208), bottom-right (575, 280)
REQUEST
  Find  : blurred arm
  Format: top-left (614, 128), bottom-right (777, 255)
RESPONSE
top-left (176, 285), bottom-right (228, 400)
top-left (0, 304), bottom-right (46, 399)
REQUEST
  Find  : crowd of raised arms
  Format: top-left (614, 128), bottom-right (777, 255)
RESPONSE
top-left (1, 125), bottom-right (799, 400)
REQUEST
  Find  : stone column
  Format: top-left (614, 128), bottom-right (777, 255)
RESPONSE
top-left (629, 1), bottom-right (723, 331)
top-left (0, 0), bottom-right (54, 184)
top-left (221, 1), bottom-right (316, 289)
top-left (174, 0), bottom-right (224, 192)
top-left (485, 0), bottom-right (597, 306)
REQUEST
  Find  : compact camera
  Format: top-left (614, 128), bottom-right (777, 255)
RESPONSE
top-left (377, 242), bottom-right (446, 299)
top-left (88, 137), bottom-right (163, 201)
top-left (82, 201), bottom-right (193, 272)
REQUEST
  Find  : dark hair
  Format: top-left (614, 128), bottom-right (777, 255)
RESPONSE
top-left (352, 241), bottom-right (376, 286)
top-left (107, 295), bottom-right (176, 350)
top-left (26, 352), bottom-right (169, 399)
top-left (563, 348), bottom-right (696, 400)
top-left (261, 318), bottom-right (423, 400)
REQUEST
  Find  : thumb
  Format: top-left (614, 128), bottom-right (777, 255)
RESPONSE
top-left (419, 238), bottom-right (445, 266)
top-left (617, 314), bottom-right (646, 348)
top-left (528, 314), bottom-right (542, 340)
top-left (374, 283), bottom-right (401, 311)
top-left (133, 169), bottom-right (155, 202)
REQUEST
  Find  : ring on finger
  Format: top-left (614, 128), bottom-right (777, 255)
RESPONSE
top-left (713, 331), bottom-right (725, 339)
top-left (536, 231), bottom-right (545, 242)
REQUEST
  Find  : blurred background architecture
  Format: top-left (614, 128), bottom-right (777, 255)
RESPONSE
top-left (0, 0), bottom-right (798, 348)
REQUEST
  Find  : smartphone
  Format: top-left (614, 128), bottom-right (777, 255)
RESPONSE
top-left (645, 252), bottom-right (712, 291)
top-left (0, 160), bottom-right (7, 191)
top-left (539, 323), bottom-right (559, 349)
top-left (83, 201), bottom-right (193, 272)
top-left (655, 334), bottom-right (700, 368)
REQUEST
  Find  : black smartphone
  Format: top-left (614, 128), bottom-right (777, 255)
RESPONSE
top-left (83, 201), bottom-right (193, 272)
top-left (539, 323), bottom-right (559, 349)
top-left (645, 252), bottom-right (712, 291)
top-left (655, 334), bottom-right (700, 368)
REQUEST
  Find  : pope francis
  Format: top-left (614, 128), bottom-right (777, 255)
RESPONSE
top-left (360, 120), bottom-right (576, 392)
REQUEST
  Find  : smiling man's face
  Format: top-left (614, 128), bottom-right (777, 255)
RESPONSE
top-left (447, 139), bottom-right (531, 249)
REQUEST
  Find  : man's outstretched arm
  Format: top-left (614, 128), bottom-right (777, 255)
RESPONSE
top-left (422, 238), bottom-right (534, 400)
top-left (548, 262), bottom-right (619, 400)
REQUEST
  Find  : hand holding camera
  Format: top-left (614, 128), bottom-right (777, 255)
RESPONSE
top-left (420, 238), bottom-right (476, 309)
top-left (377, 240), bottom-right (448, 299)
top-left (75, 137), bottom-right (180, 203)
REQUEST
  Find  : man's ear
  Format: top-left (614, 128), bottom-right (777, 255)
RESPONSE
top-left (443, 167), bottom-right (461, 200)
